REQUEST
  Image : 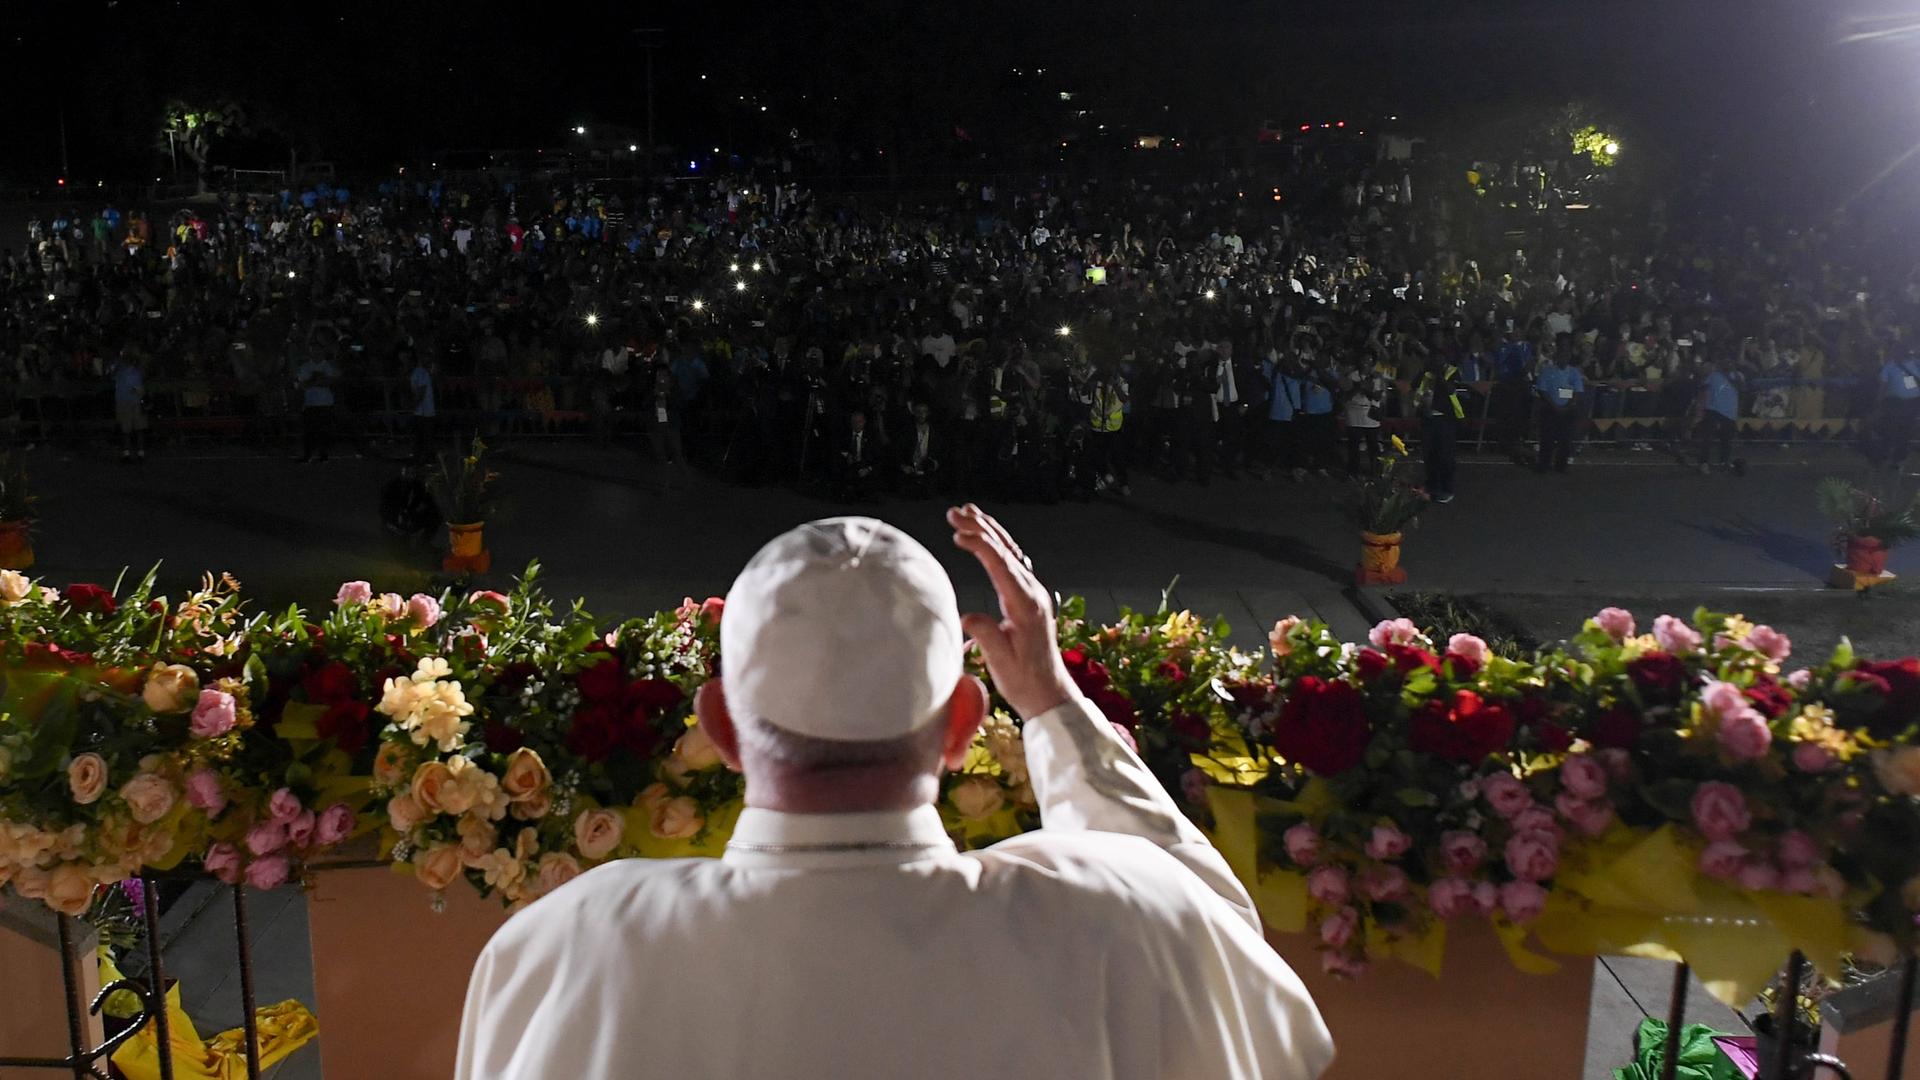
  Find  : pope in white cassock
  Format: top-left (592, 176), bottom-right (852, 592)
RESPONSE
top-left (456, 505), bottom-right (1332, 1079)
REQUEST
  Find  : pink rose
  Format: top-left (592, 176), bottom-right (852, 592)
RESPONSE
top-left (1505, 830), bottom-right (1560, 882)
top-left (1560, 754), bottom-right (1609, 800)
top-left (1690, 781), bottom-right (1751, 842)
top-left (1698, 840), bottom-right (1747, 880)
top-left (1594, 607), bottom-right (1636, 641)
top-left (1747, 625), bottom-right (1791, 662)
top-left (1561, 796), bottom-right (1616, 838)
top-left (1737, 860), bottom-right (1781, 892)
top-left (1108, 722), bottom-right (1139, 755)
top-left (1282, 822), bottom-right (1322, 866)
top-left (1428, 877), bottom-right (1479, 919)
top-left (1511, 805), bottom-right (1562, 838)
top-left (1780, 867), bottom-right (1819, 895)
top-left (1786, 669), bottom-right (1812, 691)
top-left (1486, 775), bottom-right (1541, 820)
top-left (1364, 824), bottom-right (1411, 861)
top-left (245, 821), bottom-right (288, 857)
top-left (406, 593), bottom-right (442, 629)
top-left (1321, 951), bottom-right (1370, 978)
top-left (1268, 616), bottom-right (1304, 657)
top-left (1499, 880), bottom-right (1548, 924)
top-left (1306, 865), bottom-right (1350, 906)
top-left (1447, 633), bottom-right (1490, 667)
top-left (203, 842), bottom-right (243, 884)
top-left (1369, 617), bottom-right (1421, 649)
top-left (1717, 709), bottom-right (1773, 761)
top-left (1653, 614), bottom-right (1702, 654)
top-left (1319, 906), bottom-right (1361, 949)
top-left (535, 852), bottom-right (582, 894)
top-left (286, 810), bottom-right (317, 849)
top-left (185, 769), bottom-right (227, 817)
top-left (1440, 831), bottom-right (1488, 874)
top-left (468, 589), bottom-right (511, 612)
top-left (1472, 881), bottom-right (1500, 915)
top-left (189, 689), bottom-right (238, 739)
top-left (1701, 680), bottom-right (1748, 721)
top-left (334, 580), bottom-right (373, 607)
top-left (268, 788), bottom-right (302, 824)
top-left (315, 803), bottom-right (355, 846)
top-left (244, 854), bottom-right (291, 890)
top-left (1362, 864), bottom-right (1410, 903)
top-left (1792, 742), bottom-right (1834, 774)
top-left (1481, 771), bottom-right (1533, 818)
top-left (1776, 830), bottom-right (1819, 869)
top-left (387, 793), bottom-right (428, 834)
top-left (1596, 748), bottom-right (1635, 781)
top-left (375, 592), bottom-right (407, 620)
top-left (573, 808), bottom-right (625, 861)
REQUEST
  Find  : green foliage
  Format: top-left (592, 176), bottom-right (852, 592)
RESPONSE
top-left (1354, 438), bottom-right (1428, 534)
top-left (429, 437), bottom-right (498, 524)
top-left (1816, 477), bottom-right (1920, 546)
top-left (1387, 592), bottom-right (1540, 655)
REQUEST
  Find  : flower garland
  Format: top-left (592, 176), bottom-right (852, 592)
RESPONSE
top-left (1, 565), bottom-right (1917, 1001)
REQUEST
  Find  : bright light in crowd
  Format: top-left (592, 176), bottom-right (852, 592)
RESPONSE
top-left (1056, 325), bottom-right (1072, 337)
top-left (574, 125), bottom-right (587, 135)
top-left (729, 261), bottom-right (740, 272)
top-left (1604, 141), bottom-right (1620, 156)
top-left (585, 313), bottom-right (600, 327)
top-left (1204, 288), bottom-right (1217, 300)
top-left (287, 270), bottom-right (296, 279)
top-left (628, 144), bottom-right (638, 152)
top-left (691, 299), bottom-right (705, 312)
top-left (734, 280), bottom-right (748, 292)
top-left (45, 293), bottom-right (55, 302)
top-left (751, 260), bottom-right (762, 272)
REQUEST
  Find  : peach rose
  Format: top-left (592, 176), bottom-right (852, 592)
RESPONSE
top-left (372, 742), bottom-right (412, 790)
top-left (500, 748), bottom-right (551, 802)
top-left (1874, 747), bottom-right (1920, 798)
top-left (458, 814), bottom-right (498, 868)
top-left (649, 793), bottom-right (703, 840)
top-left (671, 725), bottom-right (724, 771)
top-left (118, 774), bottom-right (176, 825)
top-left (1268, 615), bottom-right (1304, 657)
top-left (386, 793), bottom-right (428, 834)
top-left (142, 664), bottom-right (200, 714)
top-left (948, 775), bottom-right (1006, 820)
top-left (46, 863), bottom-right (96, 917)
top-left (536, 852), bottom-right (582, 894)
top-left (0, 569), bottom-right (32, 605)
top-left (414, 844), bottom-right (463, 891)
top-left (441, 757), bottom-right (505, 821)
top-left (573, 808), bottom-right (625, 861)
top-left (510, 788), bottom-right (553, 822)
top-left (68, 753), bottom-right (109, 805)
top-left (410, 761), bottom-right (455, 814)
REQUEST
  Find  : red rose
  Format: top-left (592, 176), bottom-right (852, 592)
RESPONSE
top-left (483, 719), bottom-right (525, 753)
top-left (19, 642), bottom-right (93, 668)
top-left (302, 662), bottom-right (358, 705)
top-left (1090, 687), bottom-right (1138, 729)
top-left (1354, 648), bottom-right (1391, 681)
top-left (698, 597), bottom-right (726, 626)
top-left (1270, 676), bottom-right (1372, 775)
top-left (1445, 652), bottom-right (1483, 680)
top-left (316, 700), bottom-right (372, 754)
top-left (1855, 658), bottom-right (1920, 738)
top-left (493, 661), bottom-right (539, 694)
top-left (1515, 695), bottom-right (1551, 725)
top-left (1532, 719), bottom-right (1574, 753)
top-left (1410, 690), bottom-right (1515, 763)
top-left (146, 599), bottom-right (166, 614)
top-left (1385, 643), bottom-right (1442, 677)
top-left (64, 583), bottom-right (116, 615)
top-left (623, 678), bottom-right (684, 717)
top-left (1743, 677), bottom-right (1794, 721)
top-left (1588, 707), bottom-right (1642, 750)
top-left (1171, 710), bottom-right (1210, 746)
top-left (1062, 648), bottom-right (1113, 696)
top-left (620, 708), bottom-right (663, 757)
top-left (566, 703), bottom-right (623, 762)
top-left (576, 657), bottom-right (626, 703)
top-left (1627, 652), bottom-right (1687, 700)
top-left (1156, 660), bottom-right (1189, 683)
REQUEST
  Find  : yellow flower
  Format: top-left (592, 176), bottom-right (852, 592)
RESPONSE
top-left (1720, 615), bottom-right (1754, 643)
top-left (1161, 610), bottom-right (1199, 643)
top-left (1390, 435), bottom-right (1408, 456)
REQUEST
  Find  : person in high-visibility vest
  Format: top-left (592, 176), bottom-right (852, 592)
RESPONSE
top-left (1418, 354), bottom-right (1468, 504)
top-left (1088, 365), bottom-right (1130, 495)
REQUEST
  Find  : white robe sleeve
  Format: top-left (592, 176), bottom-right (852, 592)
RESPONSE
top-left (1020, 695), bottom-right (1261, 932)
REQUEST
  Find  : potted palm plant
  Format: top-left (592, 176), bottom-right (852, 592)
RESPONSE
top-left (430, 438), bottom-right (498, 574)
top-left (1354, 436), bottom-right (1428, 585)
top-left (0, 452), bottom-right (36, 570)
top-left (1817, 477), bottom-right (1918, 588)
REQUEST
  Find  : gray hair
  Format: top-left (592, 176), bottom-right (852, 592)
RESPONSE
top-left (735, 714), bottom-right (945, 771)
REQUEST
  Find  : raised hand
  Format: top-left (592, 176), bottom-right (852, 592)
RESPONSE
top-left (947, 504), bottom-right (1075, 720)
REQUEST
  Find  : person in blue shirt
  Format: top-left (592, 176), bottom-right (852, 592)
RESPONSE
top-left (1533, 345), bottom-right (1585, 473)
top-left (1296, 361), bottom-right (1337, 477)
top-left (1261, 350), bottom-right (1301, 478)
top-left (1875, 349), bottom-right (1920, 471)
top-left (1693, 355), bottom-right (1745, 474)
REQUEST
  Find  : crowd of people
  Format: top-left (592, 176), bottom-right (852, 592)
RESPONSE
top-left (6, 148), bottom-right (1920, 510)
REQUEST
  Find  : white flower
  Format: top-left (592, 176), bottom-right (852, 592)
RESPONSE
top-left (376, 657), bottom-right (474, 753)
top-left (981, 715), bottom-right (1029, 786)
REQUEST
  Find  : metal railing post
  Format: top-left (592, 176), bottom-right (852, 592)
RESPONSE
top-left (231, 886), bottom-right (263, 1080)
top-left (1659, 961), bottom-right (1689, 1080)
top-left (139, 874), bottom-right (175, 1080)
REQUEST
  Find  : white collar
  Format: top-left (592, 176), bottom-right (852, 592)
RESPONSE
top-left (723, 805), bottom-right (956, 870)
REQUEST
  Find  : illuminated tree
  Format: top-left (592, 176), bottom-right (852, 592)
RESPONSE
top-left (159, 100), bottom-right (248, 193)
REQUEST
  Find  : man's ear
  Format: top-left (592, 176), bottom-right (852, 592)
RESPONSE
top-left (695, 681), bottom-right (743, 773)
top-left (939, 674), bottom-right (990, 773)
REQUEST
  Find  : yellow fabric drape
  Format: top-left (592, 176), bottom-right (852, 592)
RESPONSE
top-left (100, 954), bottom-right (318, 1080)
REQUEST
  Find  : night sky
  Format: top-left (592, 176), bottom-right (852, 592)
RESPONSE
top-left (6, 0), bottom-right (1918, 210)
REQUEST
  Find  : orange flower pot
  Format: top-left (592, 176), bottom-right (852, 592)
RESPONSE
top-left (442, 522), bottom-right (491, 574)
top-left (0, 519), bottom-right (33, 571)
top-left (1843, 534), bottom-right (1889, 576)
top-left (1356, 530), bottom-right (1407, 586)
